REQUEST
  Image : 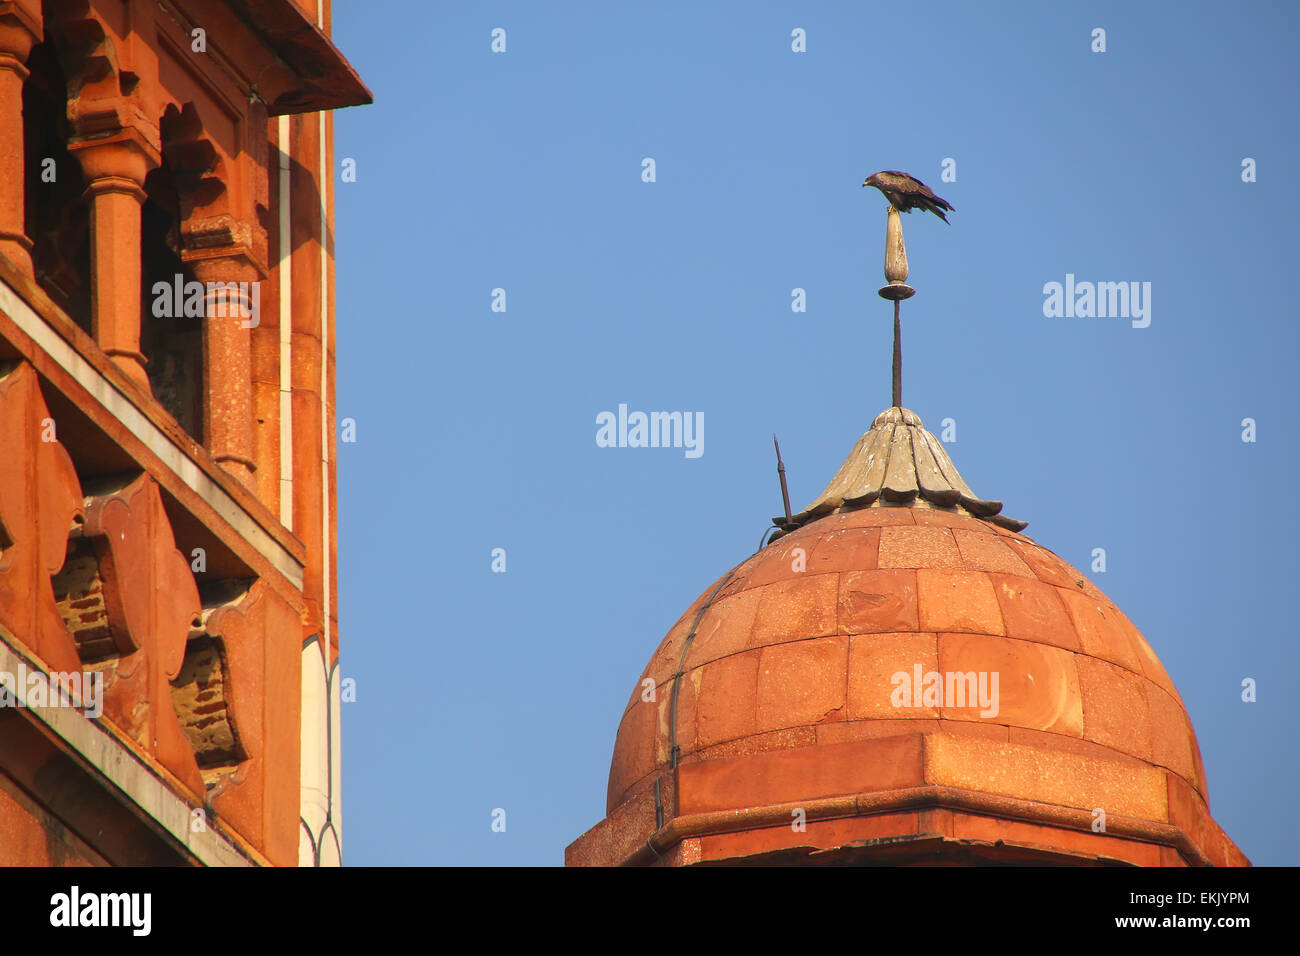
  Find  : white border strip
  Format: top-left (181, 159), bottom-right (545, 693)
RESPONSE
top-left (0, 279), bottom-right (304, 589)
top-left (318, 103), bottom-right (340, 860)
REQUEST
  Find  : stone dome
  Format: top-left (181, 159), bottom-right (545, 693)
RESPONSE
top-left (567, 409), bottom-right (1249, 867)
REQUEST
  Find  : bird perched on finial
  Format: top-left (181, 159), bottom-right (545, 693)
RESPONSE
top-left (863, 170), bottom-right (955, 224)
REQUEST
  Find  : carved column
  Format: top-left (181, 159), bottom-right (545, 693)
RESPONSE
top-left (0, 2), bottom-right (40, 273)
top-left (164, 104), bottom-right (265, 489)
top-left (188, 249), bottom-right (259, 487)
top-left (69, 130), bottom-right (159, 390)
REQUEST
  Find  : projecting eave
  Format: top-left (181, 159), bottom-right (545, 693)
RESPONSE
top-left (222, 0), bottom-right (373, 114)
top-left (772, 406), bottom-right (1027, 536)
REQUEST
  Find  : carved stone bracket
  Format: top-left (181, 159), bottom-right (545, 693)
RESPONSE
top-left (0, 360), bottom-right (85, 674)
top-left (46, 0), bottom-right (157, 148)
top-left (79, 471), bottom-right (205, 797)
top-left (200, 577), bottom-right (299, 859)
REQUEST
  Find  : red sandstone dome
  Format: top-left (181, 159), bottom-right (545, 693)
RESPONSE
top-left (567, 407), bottom-right (1249, 866)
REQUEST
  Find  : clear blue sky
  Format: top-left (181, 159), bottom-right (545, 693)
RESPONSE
top-left (331, 1), bottom-right (1298, 865)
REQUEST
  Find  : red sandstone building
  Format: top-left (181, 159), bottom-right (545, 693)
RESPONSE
top-left (0, 0), bottom-right (368, 865)
top-left (569, 405), bottom-right (1250, 867)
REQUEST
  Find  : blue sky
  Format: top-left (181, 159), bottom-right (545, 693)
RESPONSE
top-left (330, 1), bottom-right (1298, 865)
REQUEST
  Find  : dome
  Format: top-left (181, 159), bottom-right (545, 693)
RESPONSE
top-left (567, 408), bottom-right (1249, 867)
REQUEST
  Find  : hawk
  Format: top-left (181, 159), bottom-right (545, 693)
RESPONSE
top-left (863, 170), bottom-right (954, 224)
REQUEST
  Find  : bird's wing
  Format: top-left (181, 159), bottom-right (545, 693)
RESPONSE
top-left (878, 171), bottom-right (915, 189)
top-left (908, 176), bottom-right (936, 197)
top-left (881, 171), bottom-right (935, 199)
top-left (905, 175), bottom-right (955, 211)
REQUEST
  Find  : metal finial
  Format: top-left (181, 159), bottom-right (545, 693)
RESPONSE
top-left (878, 206), bottom-right (914, 408)
top-left (774, 434), bottom-right (793, 525)
top-left (878, 206), bottom-right (916, 302)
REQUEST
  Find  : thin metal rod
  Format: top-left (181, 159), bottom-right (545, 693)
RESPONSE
top-left (892, 299), bottom-right (902, 408)
top-left (774, 435), bottom-right (793, 524)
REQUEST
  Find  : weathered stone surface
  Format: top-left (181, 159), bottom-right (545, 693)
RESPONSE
top-left (201, 579), bottom-right (301, 865)
top-left (578, 499), bottom-right (1246, 867)
top-left (775, 407), bottom-right (1026, 534)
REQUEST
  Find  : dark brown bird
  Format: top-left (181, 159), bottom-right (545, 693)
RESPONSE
top-left (863, 170), bottom-right (954, 224)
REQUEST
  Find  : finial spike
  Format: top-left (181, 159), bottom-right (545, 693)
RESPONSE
top-left (893, 302), bottom-right (902, 408)
top-left (774, 434), bottom-right (793, 525)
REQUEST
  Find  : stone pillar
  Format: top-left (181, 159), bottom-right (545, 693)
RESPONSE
top-left (0, 3), bottom-right (39, 274)
top-left (188, 252), bottom-right (258, 488)
top-left (69, 131), bottom-right (159, 390)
